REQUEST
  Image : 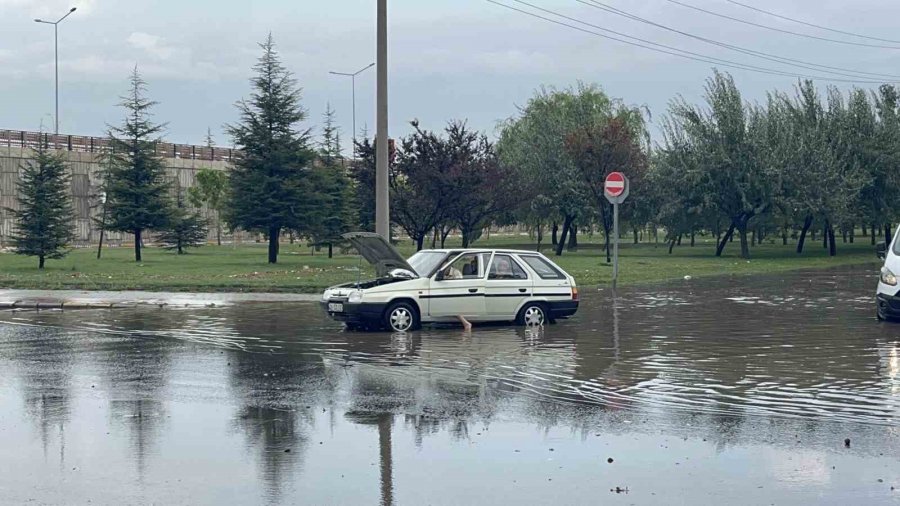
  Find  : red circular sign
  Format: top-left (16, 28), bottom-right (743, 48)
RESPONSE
top-left (605, 172), bottom-right (626, 197)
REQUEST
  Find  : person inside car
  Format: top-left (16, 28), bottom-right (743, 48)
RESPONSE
top-left (492, 257), bottom-right (514, 279)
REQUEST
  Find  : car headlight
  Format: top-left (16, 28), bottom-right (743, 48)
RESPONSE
top-left (321, 290), bottom-right (331, 302)
top-left (882, 267), bottom-right (897, 286)
top-left (348, 290), bottom-right (363, 303)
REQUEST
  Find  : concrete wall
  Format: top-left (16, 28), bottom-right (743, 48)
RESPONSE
top-left (0, 145), bottom-right (240, 247)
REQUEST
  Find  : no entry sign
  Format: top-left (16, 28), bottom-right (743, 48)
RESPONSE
top-left (604, 172), bottom-right (630, 289)
top-left (604, 172), bottom-right (629, 204)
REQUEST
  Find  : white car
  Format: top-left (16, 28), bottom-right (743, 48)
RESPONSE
top-left (877, 235), bottom-right (900, 320)
top-left (321, 232), bottom-right (579, 332)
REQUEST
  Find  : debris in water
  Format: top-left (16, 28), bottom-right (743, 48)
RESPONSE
top-left (607, 458), bottom-right (614, 464)
top-left (844, 438), bottom-right (851, 448)
top-left (610, 487), bottom-right (629, 494)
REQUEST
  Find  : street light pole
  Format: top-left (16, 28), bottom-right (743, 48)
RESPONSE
top-left (329, 62), bottom-right (374, 156)
top-left (35, 7), bottom-right (76, 136)
top-left (375, 0), bottom-right (390, 240)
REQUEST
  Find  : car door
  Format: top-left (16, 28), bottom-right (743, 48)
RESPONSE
top-left (484, 253), bottom-right (532, 319)
top-left (427, 252), bottom-right (487, 319)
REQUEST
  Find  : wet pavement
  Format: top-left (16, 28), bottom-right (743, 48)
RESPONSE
top-left (0, 289), bottom-right (319, 309)
top-left (1, 264), bottom-right (899, 505)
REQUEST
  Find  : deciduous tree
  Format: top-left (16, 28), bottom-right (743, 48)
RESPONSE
top-left (188, 168), bottom-right (228, 246)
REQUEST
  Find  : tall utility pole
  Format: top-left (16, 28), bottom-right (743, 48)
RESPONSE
top-left (375, 0), bottom-right (390, 240)
top-left (329, 62), bottom-right (375, 156)
top-left (35, 7), bottom-right (77, 135)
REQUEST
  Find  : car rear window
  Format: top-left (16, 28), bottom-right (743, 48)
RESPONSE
top-left (519, 255), bottom-right (565, 279)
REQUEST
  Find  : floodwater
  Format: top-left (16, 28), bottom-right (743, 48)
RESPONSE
top-left (1, 264), bottom-right (899, 505)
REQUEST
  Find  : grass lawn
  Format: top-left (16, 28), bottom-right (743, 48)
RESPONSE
top-left (0, 234), bottom-right (882, 293)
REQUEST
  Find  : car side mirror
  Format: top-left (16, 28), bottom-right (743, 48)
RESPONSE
top-left (435, 270), bottom-right (445, 281)
top-left (877, 241), bottom-right (887, 260)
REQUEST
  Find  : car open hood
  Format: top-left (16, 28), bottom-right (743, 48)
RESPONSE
top-left (343, 232), bottom-right (417, 278)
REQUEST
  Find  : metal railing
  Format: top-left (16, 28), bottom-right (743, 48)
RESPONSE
top-left (0, 129), bottom-right (238, 162)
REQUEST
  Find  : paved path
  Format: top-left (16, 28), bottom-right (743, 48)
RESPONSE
top-left (0, 289), bottom-right (319, 309)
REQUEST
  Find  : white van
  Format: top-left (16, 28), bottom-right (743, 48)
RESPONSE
top-left (876, 237), bottom-right (900, 320)
top-left (321, 232), bottom-right (579, 332)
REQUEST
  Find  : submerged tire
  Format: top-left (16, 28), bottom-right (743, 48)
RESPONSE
top-left (384, 301), bottom-right (420, 332)
top-left (517, 302), bottom-right (547, 327)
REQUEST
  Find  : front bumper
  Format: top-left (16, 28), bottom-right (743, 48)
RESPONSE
top-left (320, 300), bottom-right (387, 324)
top-left (876, 291), bottom-right (900, 318)
top-left (548, 300), bottom-right (579, 319)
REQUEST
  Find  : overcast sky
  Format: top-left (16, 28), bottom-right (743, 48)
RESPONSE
top-left (2, 0), bottom-right (900, 150)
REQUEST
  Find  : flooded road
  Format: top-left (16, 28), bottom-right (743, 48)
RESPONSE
top-left (1, 265), bottom-right (899, 505)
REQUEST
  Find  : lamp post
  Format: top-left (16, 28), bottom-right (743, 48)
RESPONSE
top-left (35, 7), bottom-right (77, 136)
top-left (329, 62), bottom-right (374, 156)
top-left (97, 191), bottom-right (107, 259)
top-left (375, 0), bottom-right (389, 240)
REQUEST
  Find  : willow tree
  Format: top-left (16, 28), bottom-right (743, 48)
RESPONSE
top-left (660, 71), bottom-right (772, 259)
top-left (775, 82), bottom-right (869, 256)
top-left (497, 84), bottom-right (610, 256)
top-left (862, 85), bottom-right (900, 245)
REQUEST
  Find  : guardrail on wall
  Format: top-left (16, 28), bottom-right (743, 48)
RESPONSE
top-left (0, 129), bottom-right (238, 162)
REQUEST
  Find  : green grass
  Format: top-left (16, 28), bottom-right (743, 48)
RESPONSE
top-left (0, 235), bottom-right (881, 293)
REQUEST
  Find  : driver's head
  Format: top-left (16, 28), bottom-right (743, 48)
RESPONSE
top-left (498, 258), bottom-right (511, 273)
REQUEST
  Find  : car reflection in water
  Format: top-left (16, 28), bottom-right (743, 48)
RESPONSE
top-left (1, 265), bottom-right (900, 504)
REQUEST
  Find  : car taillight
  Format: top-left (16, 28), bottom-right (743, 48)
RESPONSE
top-left (572, 287), bottom-right (579, 301)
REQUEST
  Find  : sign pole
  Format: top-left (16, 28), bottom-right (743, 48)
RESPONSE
top-left (613, 201), bottom-right (619, 290)
top-left (604, 172), bottom-right (629, 291)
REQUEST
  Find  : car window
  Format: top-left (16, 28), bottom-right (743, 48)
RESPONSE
top-left (520, 255), bottom-right (565, 279)
top-left (488, 254), bottom-right (528, 280)
top-left (407, 251), bottom-right (447, 277)
top-left (441, 253), bottom-right (483, 280)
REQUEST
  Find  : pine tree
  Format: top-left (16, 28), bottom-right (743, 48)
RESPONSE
top-left (320, 104), bottom-right (342, 162)
top-left (349, 136), bottom-right (377, 231)
top-left (8, 140), bottom-right (74, 268)
top-left (225, 34), bottom-right (316, 264)
top-left (101, 67), bottom-right (173, 262)
top-left (160, 186), bottom-right (207, 254)
top-left (311, 104), bottom-right (354, 257)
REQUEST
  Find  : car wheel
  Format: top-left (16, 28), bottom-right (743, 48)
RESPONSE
top-left (384, 301), bottom-right (420, 332)
top-left (517, 302), bottom-right (547, 326)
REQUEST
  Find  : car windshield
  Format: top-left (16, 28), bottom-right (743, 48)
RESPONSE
top-left (406, 251), bottom-right (447, 277)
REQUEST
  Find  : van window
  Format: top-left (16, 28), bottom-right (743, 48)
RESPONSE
top-left (520, 255), bottom-right (564, 279)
